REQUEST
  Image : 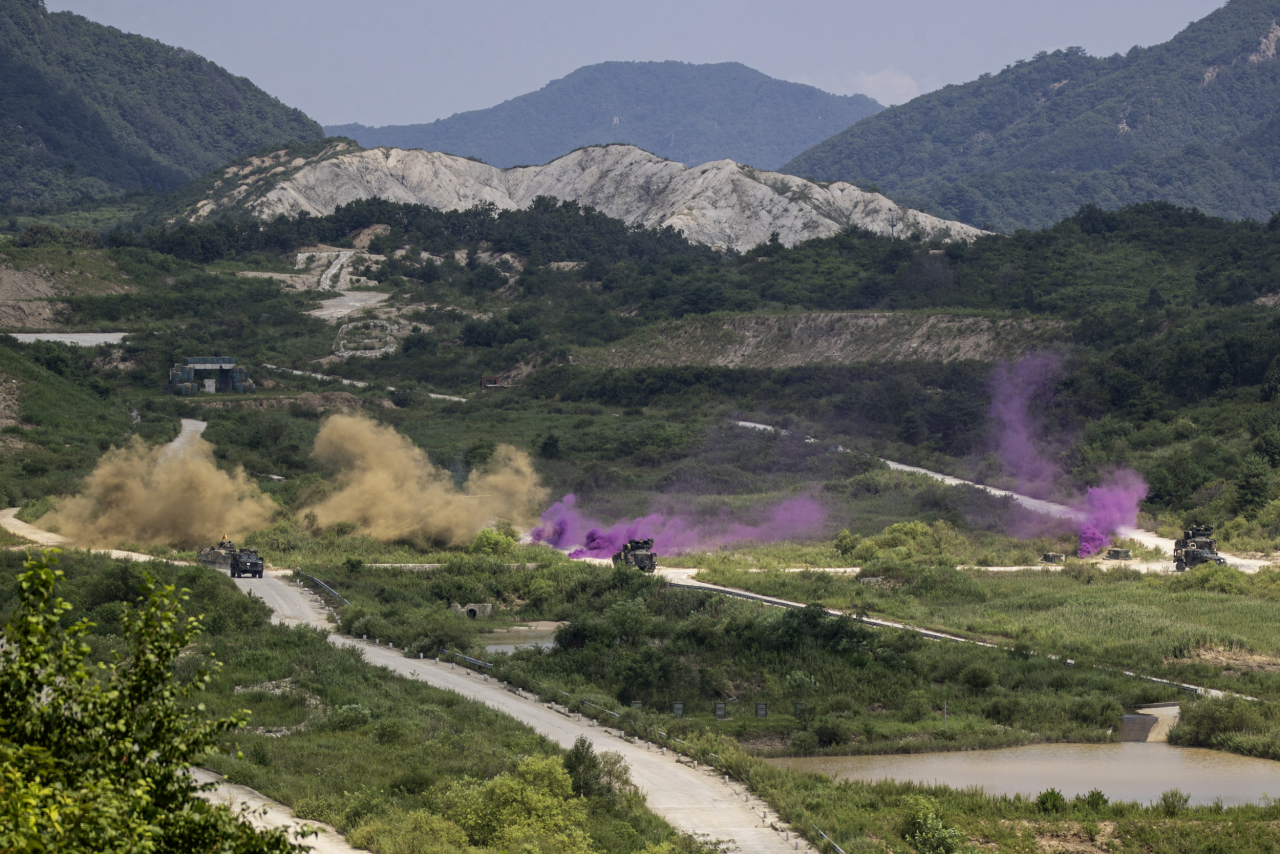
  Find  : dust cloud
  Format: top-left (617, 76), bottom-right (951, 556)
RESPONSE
top-left (40, 436), bottom-right (276, 549)
top-left (308, 414), bottom-right (548, 546)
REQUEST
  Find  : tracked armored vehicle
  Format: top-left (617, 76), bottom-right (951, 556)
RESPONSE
top-left (198, 539), bottom-right (264, 578)
top-left (1174, 524), bottom-right (1226, 572)
top-left (612, 538), bottom-right (657, 572)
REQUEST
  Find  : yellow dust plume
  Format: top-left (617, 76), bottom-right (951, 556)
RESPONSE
top-left (40, 436), bottom-right (275, 549)
top-left (308, 414), bottom-right (547, 546)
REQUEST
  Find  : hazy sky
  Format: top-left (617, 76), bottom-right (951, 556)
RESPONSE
top-left (49, 0), bottom-right (1226, 127)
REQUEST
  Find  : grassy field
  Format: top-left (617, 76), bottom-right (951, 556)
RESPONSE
top-left (694, 562), bottom-right (1280, 699)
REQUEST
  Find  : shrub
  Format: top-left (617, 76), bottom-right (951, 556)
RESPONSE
top-left (330, 704), bottom-right (372, 730)
top-left (982, 696), bottom-right (1024, 726)
top-left (1036, 788), bottom-right (1066, 813)
top-left (959, 664), bottom-right (997, 694)
top-left (372, 720), bottom-right (406, 744)
top-left (1068, 695), bottom-right (1124, 729)
top-left (1079, 788), bottom-right (1109, 811)
top-left (902, 692), bottom-right (932, 723)
top-left (812, 715), bottom-right (853, 747)
top-left (899, 795), bottom-right (968, 854)
top-left (1168, 697), bottom-right (1265, 746)
top-left (834, 529), bottom-right (861, 556)
top-left (1157, 788), bottom-right (1190, 816)
top-left (471, 528), bottom-right (516, 556)
top-left (789, 730), bottom-right (819, 755)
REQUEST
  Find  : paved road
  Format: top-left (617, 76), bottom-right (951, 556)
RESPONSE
top-left (227, 570), bottom-right (800, 854)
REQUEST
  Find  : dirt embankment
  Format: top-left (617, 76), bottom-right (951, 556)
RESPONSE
top-left (582, 312), bottom-right (1063, 369)
top-left (0, 264), bottom-right (64, 328)
top-left (195, 391), bottom-right (395, 413)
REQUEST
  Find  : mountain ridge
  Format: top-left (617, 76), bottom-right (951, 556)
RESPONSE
top-left (171, 142), bottom-right (986, 252)
top-left (0, 0), bottom-right (324, 206)
top-left (325, 61), bottom-right (882, 172)
top-left (782, 0), bottom-right (1280, 230)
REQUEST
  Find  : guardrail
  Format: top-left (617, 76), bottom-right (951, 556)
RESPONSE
top-left (439, 648), bottom-right (494, 670)
top-left (297, 573), bottom-right (350, 606)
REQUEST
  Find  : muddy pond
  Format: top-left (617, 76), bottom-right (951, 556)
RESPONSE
top-left (769, 742), bottom-right (1280, 806)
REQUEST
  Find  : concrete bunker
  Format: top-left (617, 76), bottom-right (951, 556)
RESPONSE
top-left (169, 356), bottom-right (255, 395)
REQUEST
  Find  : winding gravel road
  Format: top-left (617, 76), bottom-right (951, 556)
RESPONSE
top-left (228, 570), bottom-right (801, 854)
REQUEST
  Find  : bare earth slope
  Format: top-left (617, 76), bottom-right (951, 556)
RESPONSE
top-left (192, 143), bottom-right (986, 252)
top-left (581, 312), bottom-right (1061, 368)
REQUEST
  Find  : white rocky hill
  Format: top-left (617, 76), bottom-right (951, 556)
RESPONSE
top-left (197, 144), bottom-right (985, 251)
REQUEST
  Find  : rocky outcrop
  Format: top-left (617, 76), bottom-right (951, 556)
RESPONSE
top-left (240, 145), bottom-right (985, 251)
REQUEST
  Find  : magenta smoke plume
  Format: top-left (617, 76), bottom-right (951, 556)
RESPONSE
top-left (532, 494), bottom-right (827, 558)
top-left (1077, 470), bottom-right (1149, 557)
top-left (990, 353), bottom-right (1150, 557)
top-left (989, 352), bottom-right (1064, 500)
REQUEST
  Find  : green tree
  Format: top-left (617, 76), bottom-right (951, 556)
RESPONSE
top-left (0, 550), bottom-right (302, 853)
top-left (440, 754), bottom-right (596, 854)
top-left (1234, 454), bottom-right (1272, 515)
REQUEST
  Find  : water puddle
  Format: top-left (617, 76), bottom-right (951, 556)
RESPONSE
top-left (769, 742), bottom-right (1280, 805)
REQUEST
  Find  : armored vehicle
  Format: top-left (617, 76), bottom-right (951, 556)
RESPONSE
top-left (612, 538), bottom-right (657, 572)
top-left (198, 538), bottom-right (264, 578)
top-left (1173, 524), bottom-right (1226, 572)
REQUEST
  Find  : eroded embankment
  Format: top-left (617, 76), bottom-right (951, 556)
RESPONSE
top-left (581, 312), bottom-right (1062, 369)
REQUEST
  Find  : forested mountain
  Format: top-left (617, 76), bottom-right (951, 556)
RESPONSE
top-left (782, 0), bottom-right (1280, 231)
top-left (325, 61), bottom-right (882, 171)
top-left (0, 0), bottom-right (323, 207)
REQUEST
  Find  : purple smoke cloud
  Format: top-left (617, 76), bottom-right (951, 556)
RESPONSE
top-left (532, 493), bottom-right (827, 558)
top-left (989, 353), bottom-right (1149, 557)
top-left (989, 352), bottom-right (1065, 500)
top-left (1077, 470), bottom-right (1149, 557)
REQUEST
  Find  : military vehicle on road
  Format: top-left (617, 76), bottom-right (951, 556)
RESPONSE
top-left (198, 537), bottom-right (264, 578)
top-left (612, 538), bottom-right (657, 572)
top-left (1174, 524), bottom-right (1226, 572)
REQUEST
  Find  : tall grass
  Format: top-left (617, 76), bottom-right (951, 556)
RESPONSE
top-left (695, 561), bottom-right (1280, 699)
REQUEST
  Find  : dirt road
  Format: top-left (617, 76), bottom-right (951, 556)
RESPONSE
top-left (881, 459), bottom-right (1269, 572)
top-left (9, 332), bottom-right (129, 346)
top-left (731, 420), bottom-right (1268, 572)
top-left (161, 418), bottom-right (207, 459)
top-left (192, 768), bottom-right (361, 854)
top-left (306, 291), bottom-right (388, 322)
top-left (226, 570), bottom-right (801, 854)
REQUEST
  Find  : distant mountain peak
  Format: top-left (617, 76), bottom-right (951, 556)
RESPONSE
top-left (325, 60), bottom-right (882, 172)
